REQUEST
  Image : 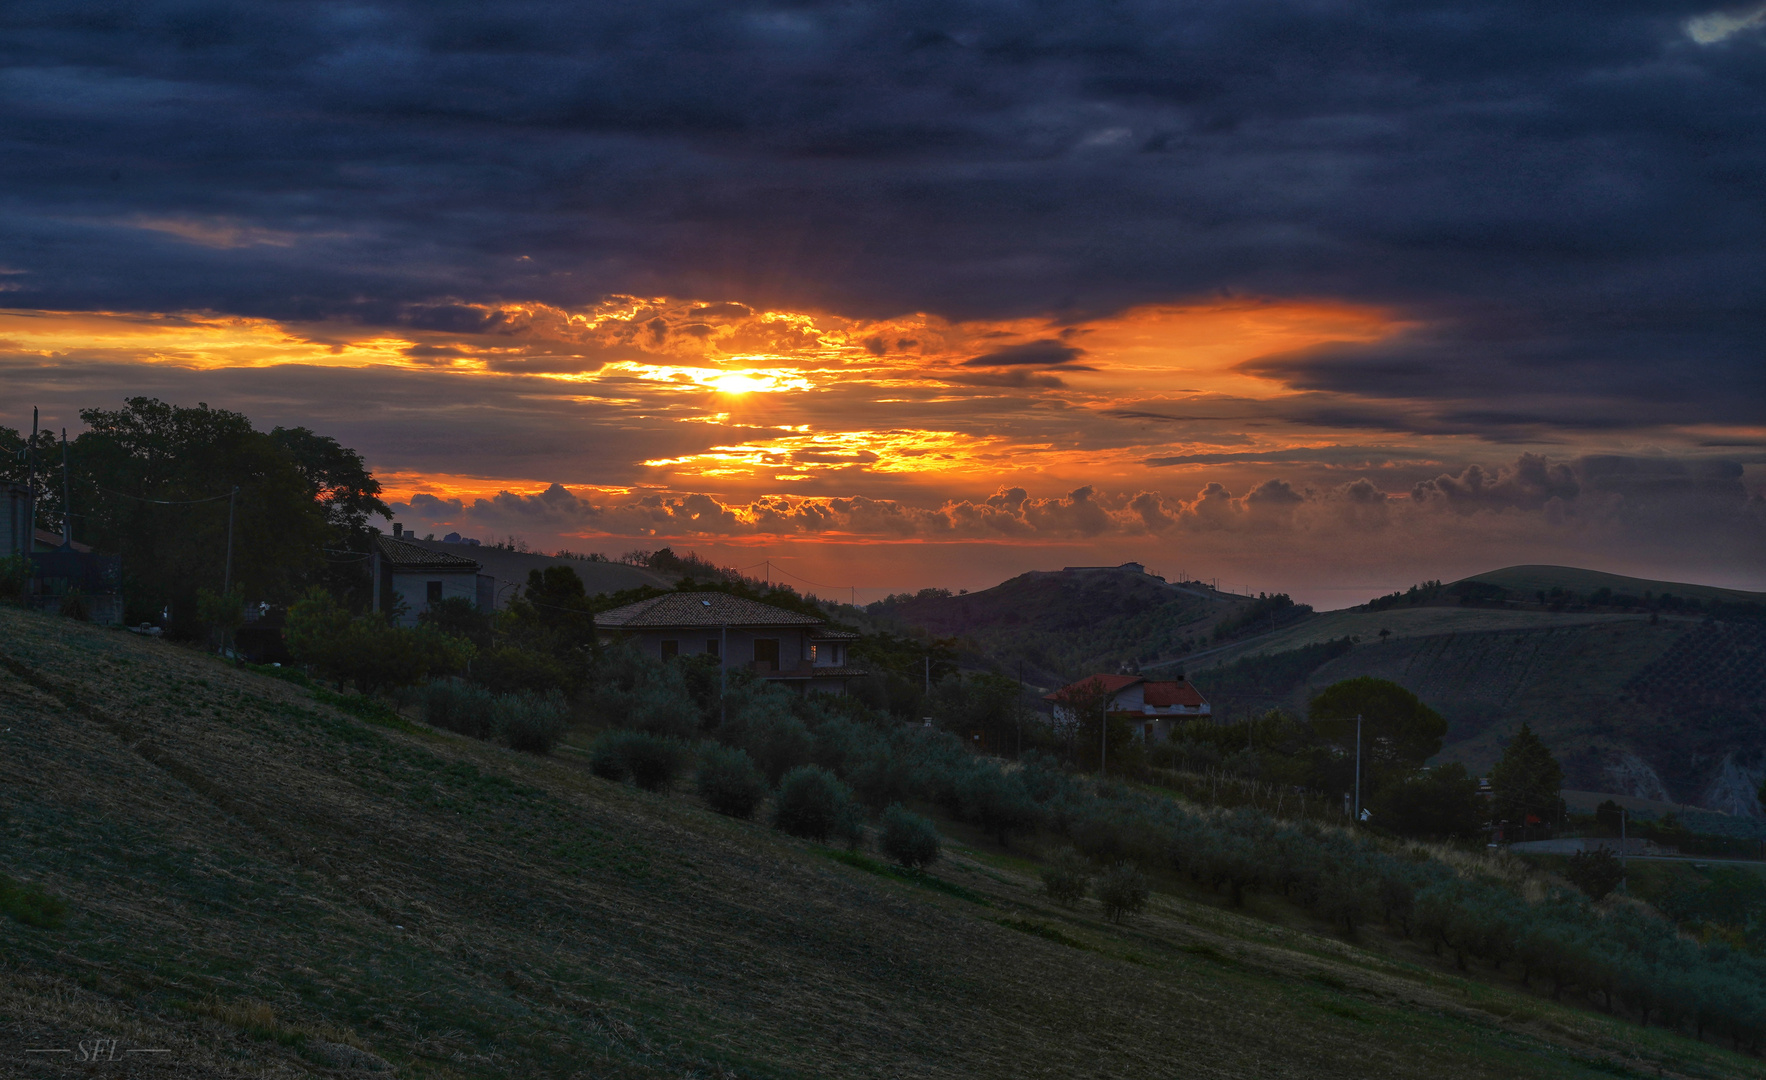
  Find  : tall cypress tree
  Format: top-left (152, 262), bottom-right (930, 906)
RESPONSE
top-left (1488, 723), bottom-right (1563, 825)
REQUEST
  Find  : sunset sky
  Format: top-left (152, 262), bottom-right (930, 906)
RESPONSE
top-left (2, 1), bottom-right (1762, 606)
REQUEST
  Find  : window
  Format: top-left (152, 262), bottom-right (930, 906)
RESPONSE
top-left (660, 640), bottom-right (679, 660)
top-left (426, 580), bottom-right (442, 604)
top-left (809, 644), bottom-right (819, 664)
top-left (753, 638), bottom-right (780, 671)
top-left (706, 639), bottom-right (719, 658)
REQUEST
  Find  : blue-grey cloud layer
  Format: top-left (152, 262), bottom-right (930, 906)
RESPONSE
top-left (2, 0), bottom-right (1763, 430)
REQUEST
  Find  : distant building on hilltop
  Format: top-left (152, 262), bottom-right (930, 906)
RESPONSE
top-left (1060, 562), bottom-right (1147, 575)
top-left (594, 592), bottom-right (867, 694)
top-left (1045, 673), bottom-right (1210, 743)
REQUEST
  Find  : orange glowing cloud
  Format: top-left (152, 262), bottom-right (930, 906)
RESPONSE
top-left (2, 294), bottom-right (1415, 499)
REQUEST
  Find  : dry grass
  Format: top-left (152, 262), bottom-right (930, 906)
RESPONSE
top-left (2, 605), bottom-right (1761, 1079)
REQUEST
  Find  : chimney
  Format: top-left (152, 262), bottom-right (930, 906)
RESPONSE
top-left (393, 523), bottom-right (403, 538)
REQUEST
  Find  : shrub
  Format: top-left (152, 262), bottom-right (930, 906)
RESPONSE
top-left (0, 554), bottom-right (30, 601)
top-left (847, 747), bottom-right (913, 811)
top-left (774, 765), bottom-right (861, 844)
top-left (498, 690), bottom-right (570, 754)
top-left (955, 767), bottom-right (1041, 847)
top-left (420, 679), bottom-right (498, 739)
top-left (588, 730), bottom-right (689, 791)
top-left (740, 709), bottom-right (814, 785)
top-left (880, 804), bottom-right (941, 869)
top-left (474, 645), bottom-right (572, 697)
top-left (697, 745), bottom-right (768, 818)
top-left (588, 730), bottom-right (635, 782)
top-left (58, 589), bottom-right (91, 622)
top-left (1368, 763), bottom-right (1485, 839)
top-left (625, 734), bottom-right (691, 791)
top-left (287, 589), bottom-right (474, 694)
top-left (1097, 861), bottom-right (1150, 924)
top-left (419, 595), bottom-right (493, 649)
top-left (1564, 846), bottom-right (1626, 902)
top-left (629, 681), bottom-right (702, 739)
top-left (196, 585), bottom-right (246, 654)
top-left (1042, 847), bottom-right (1092, 907)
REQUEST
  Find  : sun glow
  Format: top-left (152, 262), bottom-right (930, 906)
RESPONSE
top-left (706, 370), bottom-right (809, 394)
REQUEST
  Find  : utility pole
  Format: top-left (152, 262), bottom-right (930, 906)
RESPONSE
top-left (719, 622), bottom-right (728, 728)
top-left (1620, 807), bottom-right (1628, 893)
top-left (1017, 660), bottom-right (1024, 759)
top-left (59, 429), bottom-right (71, 550)
top-left (25, 407), bottom-right (37, 546)
top-left (1100, 691), bottom-right (1108, 779)
top-left (223, 486), bottom-right (239, 594)
top-left (1353, 713), bottom-right (1363, 825)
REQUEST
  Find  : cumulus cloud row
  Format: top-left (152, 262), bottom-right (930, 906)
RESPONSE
top-left (389, 453), bottom-right (1762, 547)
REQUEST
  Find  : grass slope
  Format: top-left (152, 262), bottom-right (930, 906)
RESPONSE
top-left (2, 606), bottom-right (1761, 1079)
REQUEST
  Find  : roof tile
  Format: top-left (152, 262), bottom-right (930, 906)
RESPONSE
top-left (595, 592), bottom-right (825, 629)
top-left (376, 535), bottom-right (481, 570)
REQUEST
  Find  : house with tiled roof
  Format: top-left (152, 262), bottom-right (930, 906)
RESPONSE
top-left (594, 592), bottom-right (867, 693)
top-left (1044, 673), bottom-right (1210, 744)
top-left (372, 527), bottom-right (493, 626)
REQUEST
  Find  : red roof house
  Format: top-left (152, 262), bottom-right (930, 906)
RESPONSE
top-left (1044, 673), bottom-right (1211, 743)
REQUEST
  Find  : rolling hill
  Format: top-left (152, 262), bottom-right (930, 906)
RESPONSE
top-left (1460, 565), bottom-right (1766, 607)
top-left (865, 564), bottom-right (1283, 685)
top-left (877, 563), bottom-right (1766, 819)
top-left (4, 605), bottom-right (1755, 1078)
top-left (1182, 576), bottom-right (1766, 818)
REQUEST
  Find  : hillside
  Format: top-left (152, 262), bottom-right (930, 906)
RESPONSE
top-left (867, 564), bottom-right (1277, 685)
top-left (1460, 566), bottom-right (1766, 608)
top-left (4, 607), bottom-right (1757, 1079)
top-left (870, 561), bottom-right (1766, 816)
top-left (1189, 608), bottom-right (1766, 818)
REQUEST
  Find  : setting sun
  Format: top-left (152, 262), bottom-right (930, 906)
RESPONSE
top-left (708, 371), bottom-right (783, 394)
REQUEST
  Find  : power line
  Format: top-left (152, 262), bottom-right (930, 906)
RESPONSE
top-left (96, 486), bottom-right (234, 505)
top-left (763, 562), bottom-right (854, 593)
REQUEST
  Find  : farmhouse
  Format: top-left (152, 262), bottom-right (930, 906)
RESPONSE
top-left (1045, 673), bottom-right (1211, 743)
top-left (5, 481), bottom-right (125, 624)
top-left (371, 531), bottom-right (493, 627)
top-left (594, 592), bottom-right (867, 693)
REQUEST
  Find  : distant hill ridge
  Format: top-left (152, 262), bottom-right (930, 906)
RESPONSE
top-left (878, 560), bottom-right (1765, 817)
top-left (866, 562), bottom-right (1268, 686)
top-left (1457, 565), bottom-right (1766, 607)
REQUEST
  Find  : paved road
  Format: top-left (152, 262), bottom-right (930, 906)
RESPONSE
top-left (1507, 839), bottom-right (1764, 867)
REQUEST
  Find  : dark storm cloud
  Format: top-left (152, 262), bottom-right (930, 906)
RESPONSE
top-left (0, 0), bottom-right (1763, 430)
top-left (1144, 446), bottom-right (1431, 468)
top-left (0, 354), bottom-right (734, 483)
top-left (1241, 319), bottom-right (1766, 430)
top-left (963, 340), bottom-right (1087, 367)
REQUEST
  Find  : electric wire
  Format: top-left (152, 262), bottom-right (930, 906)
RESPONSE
top-left (95, 486), bottom-right (234, 505)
